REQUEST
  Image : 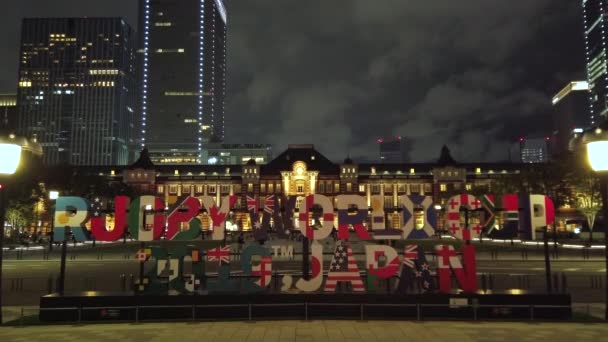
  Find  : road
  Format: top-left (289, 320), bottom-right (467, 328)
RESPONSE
top-left (2, 237), bottom-right (607, 305)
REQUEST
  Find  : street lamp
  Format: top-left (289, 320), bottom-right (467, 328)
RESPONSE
top-left (0, 136), bottom-right (23, 324)
top-left (582, 121), bottom-right (608, 320)
top-left (48, 191), bottom-right (59, 252)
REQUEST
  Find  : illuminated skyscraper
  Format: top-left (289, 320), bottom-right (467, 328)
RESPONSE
top-left (139, 0), bottom-right (227, 164)
top-left (551, 81), bottom-right (589, 155)
top-left (509, 138), bottom-right (549, 163)
top-left (16, 18), bottom-right (136, 165)
top-left (583, 0), bottom-right (608, 125)
top-left (0, 94), bottom-right (17, 134)
top-left (378, 136), bottom-right (409, 163)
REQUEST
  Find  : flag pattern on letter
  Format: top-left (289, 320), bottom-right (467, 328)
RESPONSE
top-left (263, 195), bottom-right (275, 215)
top-left (252, 256), bottom-right (272, 287)
top-left (90, 197), bottom-right (104, 217)
top-left (402, 244), bottom-right (418, 268)
top-left (207, 246), bottom-right (231, 265)
top-left (395, 244), bottom-right (417, 293)
top-left (136, 248), bottom-right (151, 261)
top-left (246, 195), bottom-right (258, 213)
top-left (502, 194), bottom-right (519, 221)
top-left (324, 241), bottom-right (364, 292)
top-left (416, 248), bottom-right (436, 292)
top-left (395, 245), bottom-right (436, 293)
top-left (446, 194), bottom-right (483, 241)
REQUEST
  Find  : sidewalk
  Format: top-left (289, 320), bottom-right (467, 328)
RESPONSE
top-left (2, 320), bottom-right (608, 341)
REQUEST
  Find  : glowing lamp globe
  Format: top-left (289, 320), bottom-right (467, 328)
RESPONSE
top-left (583, 122), bottom-right (608, 173)
top-left (49, 191), bottom-right (60, 200)
top-left (0, 143), bottom-right (22, 175)
top-left (587, 141), bottom-right (608, 172)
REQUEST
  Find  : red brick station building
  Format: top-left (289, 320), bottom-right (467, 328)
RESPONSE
top-left (67, 143), bottom-right (577, 236)
top-left (28, 144), bottom-right (581, 238)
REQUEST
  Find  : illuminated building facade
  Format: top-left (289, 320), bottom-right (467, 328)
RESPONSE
top-left (583, 0), bottom-right (608, 125)
top-left (139, 0), bottom-right (227, 163)
top-left (0, 93), bottom-right (17, 134)
top-left (16, 18), bottom-right (136, 165)
top-left (69, 144), bottom-right (526, 233)
top-left (378, 136), bottom-right (409, 162)
top-left (149, 143), bottom-right (272, 165)
top-left (551, 81), bottom-right (589, 156)
top-left (509, 138), bottom-right (549, 163)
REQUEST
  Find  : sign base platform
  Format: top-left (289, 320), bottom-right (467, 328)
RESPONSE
top-left (39, 292), bottom-right (571, 322)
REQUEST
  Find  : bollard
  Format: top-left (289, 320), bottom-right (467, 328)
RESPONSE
top-left (553, 273), bottom-right (559, 292)
top-left (530, 305), bottom-right (534, 320)
top-left (47, 276), bottom-right (53, 294)
top-left (120, 274), bottom-right (126, 292)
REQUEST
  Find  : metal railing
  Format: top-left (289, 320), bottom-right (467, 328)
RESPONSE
top-left (35, 302), bottom-right (572, 323)
top-left (1, 272), bottom-right (604, 299)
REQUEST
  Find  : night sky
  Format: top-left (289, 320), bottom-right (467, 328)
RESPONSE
top-left (1, 0), bottom-right (585, 162)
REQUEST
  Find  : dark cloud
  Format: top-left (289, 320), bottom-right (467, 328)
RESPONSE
top-left (227, 0), bottom-right (584, 162)
top-left (1, 0), bottom-right (584, 162)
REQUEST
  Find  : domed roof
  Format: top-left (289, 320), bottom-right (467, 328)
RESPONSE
top-left (343, 156), bottom-right (354, 164)
top-left (246, 158), bottom-right (257, 166)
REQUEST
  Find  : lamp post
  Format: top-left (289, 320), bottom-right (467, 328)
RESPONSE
top-left (48, 191), bottom-right (59, 252)
top-left (582, 121), bottom-right (608, 320)
top-left (0, 137), bottom-right (23, 324)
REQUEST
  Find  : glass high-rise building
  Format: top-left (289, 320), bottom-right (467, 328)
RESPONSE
top-left (0, 94), bottom-right (17, 134)
top-left (139, 0), bottom-right (227, 163)
top-left (583, 0), bottom-right (608, 125)
top-left (17, 18), bottom-right (136, 165)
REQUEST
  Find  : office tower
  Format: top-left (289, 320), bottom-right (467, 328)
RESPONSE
top-left (139, 0), bottom-right (227, 163)
top-left (583, 0), bottom-right (608, 125)
top-left (551, 81), bottom-right (589, 155)
top-left (510, 138), bottom-right (549, 163)
top-left (0, 94), bottom-right (17, 134)
top-left (378, 136), bottom-right (409, 162)
top-left (17, 18), bottom-right (136, 165)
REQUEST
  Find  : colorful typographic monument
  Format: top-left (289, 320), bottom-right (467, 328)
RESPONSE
top-left (40, 192), bottom-right (571, 321)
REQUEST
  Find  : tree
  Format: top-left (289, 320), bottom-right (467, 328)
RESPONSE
top-left (5, 201), bottom-right (34, 240)
top-left (571, 164), bottom-right (601, 241)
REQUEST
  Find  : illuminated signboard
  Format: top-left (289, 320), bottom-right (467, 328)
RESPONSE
top-left (53, 193), bottom-right (554, 295)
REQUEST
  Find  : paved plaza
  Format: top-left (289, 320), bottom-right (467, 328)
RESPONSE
top-left (1, 320), bottom-right (608, 341)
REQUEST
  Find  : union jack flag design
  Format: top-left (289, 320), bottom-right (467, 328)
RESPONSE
top-left (395, 245), bottom-right (436, 293)
top-left (324, 241), bottom-right (364, 292)
top-left (263, 195), bottom-right (275, 215)
top-left (252, 256), bottom-right (272, 287)
top-left (402, 244), bottom-right (418, 268)
top-left (207, 246), bottom-right (231, 265)
top-left (246, 195), bottom-right (258, 213)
